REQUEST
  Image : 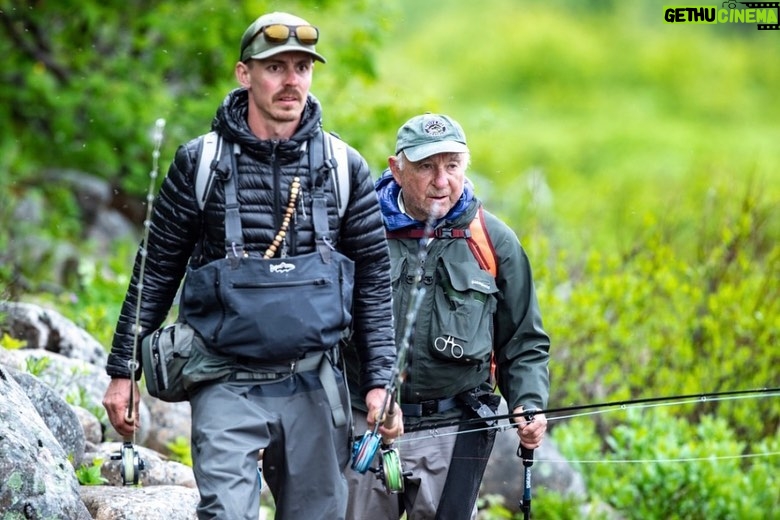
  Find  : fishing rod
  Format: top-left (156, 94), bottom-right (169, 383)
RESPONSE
top-left (402, 387), bottom-right (780, 435)
top-left (111, 118), bottom-right (166, 486)
top-left (350, 204), bottom-right (440, 493)
top-left (390, 387), bottom-right (777, 506)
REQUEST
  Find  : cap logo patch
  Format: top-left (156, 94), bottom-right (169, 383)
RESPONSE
top-left (423, 119), bottom-right (447, 136)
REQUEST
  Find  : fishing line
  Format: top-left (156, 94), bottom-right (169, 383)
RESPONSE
top-left (543, 451), bottom-right (780, 465)
top-left (404, 451), bottom-right (780, 465)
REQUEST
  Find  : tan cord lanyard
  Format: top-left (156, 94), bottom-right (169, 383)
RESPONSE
top-left (264, 176), bottom-right (301, 259)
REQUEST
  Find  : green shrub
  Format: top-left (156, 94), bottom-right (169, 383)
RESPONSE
top-left (540, 182), bottom-right (779, 443)
top-left (1, 333), bottom-right (26, 351)
top-left (552, 407), bottom-right (780, 519)
top-left (76, 457), bottom-right (109, 486)
top-left (166, 436), bottom-right (193, 467)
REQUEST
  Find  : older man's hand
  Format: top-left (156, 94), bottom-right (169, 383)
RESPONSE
top-left (513, 407), bottom-right (547, 449)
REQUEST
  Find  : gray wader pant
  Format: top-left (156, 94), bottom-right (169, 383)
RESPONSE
top-left (345, 408), bottom-right (495, 520)
top-left (190, 353), bottom-right (351, 520)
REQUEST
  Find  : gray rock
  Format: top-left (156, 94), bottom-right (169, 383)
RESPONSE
top-left (0, 365), bottom-right (92, 519)
top-left (1, 345), bottom-right (151, 446)
top-left (10, 368), bottom-right (87, 467)
top-left (143, 398), bottom-right (192, 455)
top-left (0, 301), bottom-right (108, 366)
top-left (80, 485), bottom-right (199, 520)
top-left (72, 404), bottom-right (104, 451)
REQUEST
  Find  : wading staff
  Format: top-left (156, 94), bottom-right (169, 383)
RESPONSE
top-left (519, 444), bottom-right (534, 520)
top-left (518, 411), bottom-right (535, 520)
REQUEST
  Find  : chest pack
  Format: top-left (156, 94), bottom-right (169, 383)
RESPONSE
top-left (180, 129), bottom-right (356, 363)
top-left (193, 130), bottom-right (351, 218)
top-left (385, 205), bottom-right (498, 277)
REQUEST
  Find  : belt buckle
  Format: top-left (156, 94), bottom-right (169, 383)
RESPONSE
top-left (419, 399), bottom-right (438, 416)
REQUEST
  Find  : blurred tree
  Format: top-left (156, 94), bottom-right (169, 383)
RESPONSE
top-left (0, 0), bottom-right (391, 193)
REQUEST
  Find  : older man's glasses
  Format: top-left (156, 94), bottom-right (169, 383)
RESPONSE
top-left (250, 24), bottom-right (320, 48)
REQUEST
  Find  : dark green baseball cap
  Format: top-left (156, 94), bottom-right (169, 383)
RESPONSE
top-left (240, 12), bottom-right (326, 63)
top-left (395, 113), bottom-right (469, 162)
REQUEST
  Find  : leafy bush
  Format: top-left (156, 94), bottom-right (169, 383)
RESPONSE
top-left (0, 0), bottom-right (393, 189)
top-left (166, 436), bottom-right (193, 467)
top-left (552, 407), bottom-right (780, 519)
top-left (539, 181), bottom-right (779, 443)
top-left (1, 333), bottom-right (26, 351)
top-left (76, 458), bottom-right (109, 486)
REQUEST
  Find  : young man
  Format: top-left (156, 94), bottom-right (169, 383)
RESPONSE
top-left (345, 113), bottom-right (550, 519)
top-left (102, 12), bottom-right (400, 520)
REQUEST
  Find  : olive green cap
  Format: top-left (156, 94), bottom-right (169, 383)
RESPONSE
top-left (239, 12), bottom-right (326, 63)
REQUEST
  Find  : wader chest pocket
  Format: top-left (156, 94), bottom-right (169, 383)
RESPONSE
top-left (430, 260), bottom-right (497, 364)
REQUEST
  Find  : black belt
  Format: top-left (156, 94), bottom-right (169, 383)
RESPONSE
top-left (400, 397), bottom-right (459, 417)
top-left (230, 349), bottom-right (346, 427)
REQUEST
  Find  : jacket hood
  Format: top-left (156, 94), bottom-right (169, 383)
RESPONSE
top-left (210, 88), bottom-right (323, 162)
top-left (375, 168), bottom-right (476, 231)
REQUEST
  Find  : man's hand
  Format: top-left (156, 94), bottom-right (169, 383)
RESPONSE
top-left (365, 387), bottom-right (404, 444)
top-left (513, 406), bottom-right (547, 449)
top-left (102, 378), bottom-right (141, 438)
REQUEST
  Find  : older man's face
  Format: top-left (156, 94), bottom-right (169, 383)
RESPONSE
top-left (390, 152), bottom-right (467, 221)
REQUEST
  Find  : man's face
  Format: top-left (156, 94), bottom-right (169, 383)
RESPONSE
top-left (389, 152), bottom-right (468, 221)
top-left (239, 52), bottom-right (313, 124)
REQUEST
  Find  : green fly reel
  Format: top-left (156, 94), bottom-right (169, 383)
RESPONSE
top-left (351, 432), bottom-right (409, 494)
top-left (377, 447), bottom-right (406, 494)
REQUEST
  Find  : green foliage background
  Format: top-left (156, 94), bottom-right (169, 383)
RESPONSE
top-left (1, 0), bottom-right (778, 517)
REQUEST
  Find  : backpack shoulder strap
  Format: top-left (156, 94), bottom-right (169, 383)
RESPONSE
top-left (466, 205), bottom-right (499, 389)
top-left (325, 132), bottom-right (350, 218)
top-left (466, 205), bottom-right (498, 277)
top-left (195, 131), bottom-right (223, 211)
top-left (385, 206), bottom-right (498, 277)
top-left (468, 205), bottom-right (500, 388)
top-left (196, 130), bottom-right (348, 217)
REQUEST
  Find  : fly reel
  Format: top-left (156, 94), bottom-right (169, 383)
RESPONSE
top-left (374, 447), bottom-right (407, 494)
top-left (351, 430), bottom-right (380, 474)
top-left (111, 441), bottom-right (146, 485)
top-left (351, 432), bottom-right (408, 493)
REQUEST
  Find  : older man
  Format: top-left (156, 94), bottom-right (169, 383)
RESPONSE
top-left (346, 113), bottom-right (550, 519)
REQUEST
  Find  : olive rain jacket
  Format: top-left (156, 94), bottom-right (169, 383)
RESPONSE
top-left (374, 170), bottom-right (550, 413)
top-left (106, 89), bottom-right (396, 396)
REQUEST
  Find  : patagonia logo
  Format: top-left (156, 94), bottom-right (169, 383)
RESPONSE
top-left (269, 262), bottom-right (295, 274)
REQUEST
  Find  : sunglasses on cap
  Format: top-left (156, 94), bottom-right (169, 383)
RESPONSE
top-left (248, 24), bottom-right (319, 49)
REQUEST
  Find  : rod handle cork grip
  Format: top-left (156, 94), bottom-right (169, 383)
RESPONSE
top-left (381, 400), bottom-right (398, 445)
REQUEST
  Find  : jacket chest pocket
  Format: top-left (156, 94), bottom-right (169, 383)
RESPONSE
top-left (429, 258), bottom-right (498, 365)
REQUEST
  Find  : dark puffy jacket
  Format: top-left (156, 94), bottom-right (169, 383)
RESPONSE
top-left (106, 89), bottom-right (396, 396)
